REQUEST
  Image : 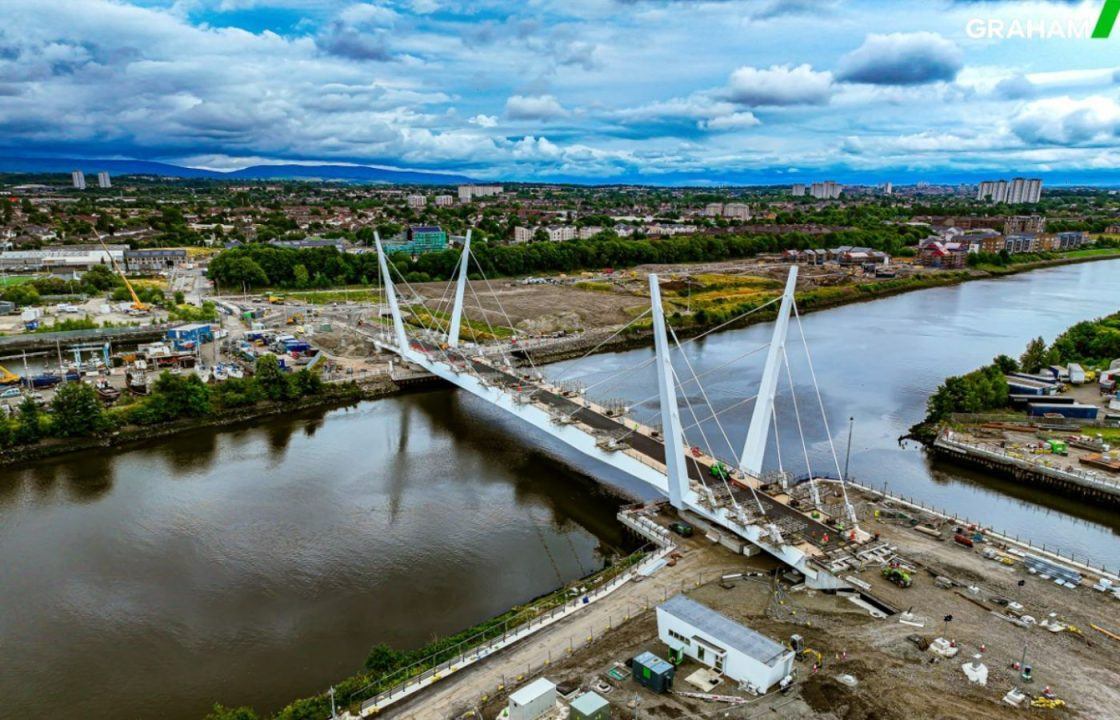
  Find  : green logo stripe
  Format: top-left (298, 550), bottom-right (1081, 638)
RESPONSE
top-left (1093, 0), bottom-right (1120, 38)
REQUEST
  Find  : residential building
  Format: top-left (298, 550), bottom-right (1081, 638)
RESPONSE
top-left (790, 184), bottom-right (806, 197)
top-left (1055, 230), bottom-right (1089, 249)
top-left (578, 225), bottom-right (603, 240)
top-left (457, 184), bottom-right (502, 202)
top-left (513, 226), bottom-right (535, 244)
top-left (810, 181), bottom-right (842, 200)
top-left (1004, 233), bottom-right (1038, 253)
top-left (97, 171), bottom-right (111, 189)
top-left (882, 181), bottom-right (893, 195)
top-left (124, 248), bottom-right (188, 272)
top-left (918, 240), bottom-right (967, 268)
top-left (545, 225), bottom-right (577, 242)
top-left (722, 202), bottom-right (752, 220)
top-left (406, 194), bottom-right (426, 209)
top-left (433, 194), bottom-right (454, 207)
top-left (656, 594), bottom-right (794, 693)
top-left (71, 170), bottom-right (86, 190)
top-left (703, 202), bottom-right (724, 217)
top-left (978, 177), bottom-right (1042, 204)
top-left (1004, 215), bottom-right (1045, 235)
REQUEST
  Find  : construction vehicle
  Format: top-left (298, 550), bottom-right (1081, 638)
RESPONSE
top-left (0, 364), bottom-right (20, 385)
top-left (96, 236), bottom-right (148, 311)
top-left (286, 313), bottom-right (304, 325)
top-left (882, 565), bottom-right (913, 588)
top-left (669, 521), bottom-right (693, 538)
top-left (268, 295), bottom-right (285, 305)
top-left (788, 634), bottom-right (823, 665)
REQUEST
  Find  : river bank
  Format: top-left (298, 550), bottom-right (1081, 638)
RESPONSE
top-left (0, 375), bottom-right (397, 468)
top-left (522, 249), bottom-right (1120, 364)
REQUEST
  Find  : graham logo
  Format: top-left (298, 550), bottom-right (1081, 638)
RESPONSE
top-left (1093, 0), bottom-right (1120, 37)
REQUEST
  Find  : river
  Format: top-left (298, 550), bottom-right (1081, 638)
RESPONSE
top-left (2, 258), bottom-right (1119, 719)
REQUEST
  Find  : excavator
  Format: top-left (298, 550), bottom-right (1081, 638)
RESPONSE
top-left (96, 236), bottom-right (149, 312)
top-left (0, 363), bottom-right (20, 385)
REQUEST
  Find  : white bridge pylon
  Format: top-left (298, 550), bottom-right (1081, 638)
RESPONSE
top-left (373, 238), bottom-right (863, 588)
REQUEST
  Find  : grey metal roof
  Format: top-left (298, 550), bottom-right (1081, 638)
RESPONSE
top-left (658, 594), bottom-right (788, 667)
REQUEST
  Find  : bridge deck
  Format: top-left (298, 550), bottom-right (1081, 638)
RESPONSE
top-left (415, 340), bottom-right (859, 556)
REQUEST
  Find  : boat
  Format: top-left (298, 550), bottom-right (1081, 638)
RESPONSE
top-left (126, 368), bottom-right (149, 396)
top-left (226, 365), bottom-right (244, 380)
top-left (94, 379), bottom-right (121, 403)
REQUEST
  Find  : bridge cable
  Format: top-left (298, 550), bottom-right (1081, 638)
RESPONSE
top-left (792, 301), bottom-right (858, 530)
top-left (781, 346), bottom-right (821, 508)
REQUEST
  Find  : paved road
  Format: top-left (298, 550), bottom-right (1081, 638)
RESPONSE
top-left (386, 543), bottom-right (745, 720)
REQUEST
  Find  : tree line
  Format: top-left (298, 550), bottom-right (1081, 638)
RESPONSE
top-left (207, 226), bottom-right (925, 290)
top-left (0, 356), bottom-right (327, 449)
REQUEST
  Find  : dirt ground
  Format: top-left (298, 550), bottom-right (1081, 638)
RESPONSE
top-left (463, 502), bottom-right (1120, 720)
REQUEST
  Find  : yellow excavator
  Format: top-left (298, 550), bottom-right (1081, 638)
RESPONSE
top-left (0, 363), bottom-right (20, 385)
top-left (96, 236), bottom-right (148, 311)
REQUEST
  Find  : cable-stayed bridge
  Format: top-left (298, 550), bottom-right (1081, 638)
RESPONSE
top-left (372, 232), bottom-right (885, 589)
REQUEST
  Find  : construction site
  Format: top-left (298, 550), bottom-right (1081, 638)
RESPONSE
top-left (379, 490), bottom-right (1120, 720)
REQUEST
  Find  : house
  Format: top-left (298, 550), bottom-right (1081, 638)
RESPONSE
top-left (917, 241), bottom-right (966, 268)
top-left (656, 594), bottom-right (794, 693)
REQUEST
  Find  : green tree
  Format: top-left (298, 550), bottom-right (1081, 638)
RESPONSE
top-left (364, 643), bottom-right (406, 674)
top-left (292, 263), bottom-right (310, 288)
top-left (174, 290), bottom-right (186, 305)
top-left (255, 355), bottom-right (290, 401)
top-left (289, 368), bottom-right (322, 397)
top-left (49, 381), bottom-right (107, 437)
top-left (992, 354), bottom-right (1019, 373)
top-left (1019, 336), bottom-right (1048, 373)
top-left (14, 397), bottom-right (43, 443)
top-left (81, 263), bottom-right (119, 292)
top-left (203, 704), bottom-right (259, 720)
top-left (151, 372), bottom-right (212, 419)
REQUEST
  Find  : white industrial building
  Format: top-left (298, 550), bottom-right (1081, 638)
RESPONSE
top-left (656, 595), bottom-right (794, 693)
top-left (506, 677), bottom-right (556, 720)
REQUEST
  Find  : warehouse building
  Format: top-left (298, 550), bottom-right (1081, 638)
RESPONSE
top-left (656, 594), bottom-right (794, 693)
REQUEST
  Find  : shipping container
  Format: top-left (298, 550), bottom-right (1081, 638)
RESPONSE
top-left (1027, 403), bottom-right (1099, 420)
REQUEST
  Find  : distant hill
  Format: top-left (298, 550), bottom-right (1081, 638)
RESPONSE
top-left (0, 157), bottom-right (473, 185)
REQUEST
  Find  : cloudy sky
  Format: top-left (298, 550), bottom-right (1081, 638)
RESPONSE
top-left (1, 0), bottom-right (1119, 183)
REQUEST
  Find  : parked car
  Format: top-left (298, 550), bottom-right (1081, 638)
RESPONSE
top-left (0, 387), bottom-right (22, 399)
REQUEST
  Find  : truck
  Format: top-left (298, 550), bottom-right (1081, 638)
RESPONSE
top-left (881, 565), bottom-right (912, 588)
top-left (1068, 363), bottom-right (1086, 385)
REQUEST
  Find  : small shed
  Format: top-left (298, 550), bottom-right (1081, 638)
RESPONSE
top-left (631, 651), bottom-right (675, 693)
top-left (508, 677), bottom-right (556, 720)
top-left (569, 691), bottom-right (610, 720)
top-left (656, 594), bottom-right (794, 693)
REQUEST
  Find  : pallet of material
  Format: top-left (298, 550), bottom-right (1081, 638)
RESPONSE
top-left (1079, 453), bottom-right (1120, 473)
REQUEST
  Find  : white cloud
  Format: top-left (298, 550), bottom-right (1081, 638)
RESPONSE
top-left (469, 114), bottom-right (499, 127)
top-left (836, 32), bottom-right (962, 86)
top-left (504, 94), bottom-right (569, 121)
top-left (1011, 96), bottom-right (1120, 145)
top-left (724, 64), bottom-right (833, 106)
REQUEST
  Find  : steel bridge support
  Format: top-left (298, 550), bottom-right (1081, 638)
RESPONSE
top-left (448, 230), bottom-right (472, 347)
top-left (649, 273), bottom-right (691, 509)
top-left (739, 266), bottom-right (798, 477)
top-left (374, 231), bottom-right (409, 352)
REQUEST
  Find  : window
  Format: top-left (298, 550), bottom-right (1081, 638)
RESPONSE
top-left (667, 629), bottom-right (690, 646)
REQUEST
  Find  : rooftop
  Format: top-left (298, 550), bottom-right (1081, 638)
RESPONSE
top-left (658, 594), bottom-right (789, 667)
top-left (508, 677), bottom-right (555, 706)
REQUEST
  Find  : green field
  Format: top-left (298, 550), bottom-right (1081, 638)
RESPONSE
top-left (0, 275), bottom-right (37, 287)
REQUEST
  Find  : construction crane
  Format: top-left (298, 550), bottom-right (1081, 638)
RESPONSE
top-left (96, 236), bottom-right (148, 311)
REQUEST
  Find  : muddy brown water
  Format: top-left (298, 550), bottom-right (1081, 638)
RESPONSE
top-left (2, 258), bottom-right (1119, 719)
